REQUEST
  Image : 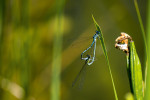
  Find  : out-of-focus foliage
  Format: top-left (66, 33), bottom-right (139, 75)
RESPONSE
top-left (0, 0), bottom-right (147, 100)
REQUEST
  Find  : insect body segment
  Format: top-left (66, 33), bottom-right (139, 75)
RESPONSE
top-left (81, 31), bottom-right (100, 65)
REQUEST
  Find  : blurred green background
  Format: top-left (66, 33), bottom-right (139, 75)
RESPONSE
top-left (0, 0), bottom-right (147, 100)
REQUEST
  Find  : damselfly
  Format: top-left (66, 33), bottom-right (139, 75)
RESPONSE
top-left (72, 31), bottom-right (101, 87)
top-left (81, 31), bottom-right (101, 65)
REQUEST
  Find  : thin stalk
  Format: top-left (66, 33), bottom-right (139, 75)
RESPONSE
top-left (51, 16), bottom-right (62, 100)
top-left (126, 55), bottom-right (133, 93)
top-left (92, 16), bottom-right (118, 100)
top-left (133, 0), bottom-right (148, 91)
top-left (100, 40), bottom-right (118, 100)
top-left (103, 49), bottom-right (118, 100)
top-left (51, 0), bottom-right (65, 100)
top-left (133, 0), bottom-right (147, 50)
top-left (144, 0), bottom-right (150, 100)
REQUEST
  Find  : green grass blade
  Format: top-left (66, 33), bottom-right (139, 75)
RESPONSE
top-left (144, 0), bottom-right (150, 99)
top-left (51, 0), bottom-right (65, 100)
top-left (133, 0), bottom-right (147, 49)
top-left (115, 33), bottom-right (143, 100)
top-left (51, 17), bottom-right (63, 100)
top-left (92, 15), bottom-right (118, 100)
top-left (129, 41), bottom-right (143, 100)
top-left (126, 55), bottom-right (133, 93)
top-left (133, 0), bottom-right (147, 88)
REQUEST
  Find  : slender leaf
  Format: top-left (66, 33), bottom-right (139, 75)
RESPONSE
top-left (144, 0), bottom-right (150, 99)
top-left (126, 55), bottom-right (133, 93)
top-left (133, 0), bottom-right (147, 89)
top-left (133, 0), bottom-right (147, 47)
top-left (92, 15), bottom-right (118, 100)
top-left (129, 41), bottom-right (143, 100)
top-left (51, 0), bottom-right (65, 100)
top-left (115, 33), bottom-right (143, 100)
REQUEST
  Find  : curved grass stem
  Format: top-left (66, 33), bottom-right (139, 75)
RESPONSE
top-left (92, 15), bottom-right (118, 100)
top-left (133, 0), bottom-right (148, 92)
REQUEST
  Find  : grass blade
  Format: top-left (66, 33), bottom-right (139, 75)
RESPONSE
top-left (129, 41), bottom-right (143, 100)
top-left (133, 0), bottom-right (147, 49)
top-left (115, 33), bottom-right (143, 100)
top-left (51, 17), bottom-right (62, 100)
top-left (51, 0), bottom-right (65, 100)
top-left (144, 0), bottom-right (150, 99)
top-left (126, 55), bottom-right (133, 93)
top-left (133, 0), bottom-right (147, 89)
top-left (92, 15), bottom-right (118, 100)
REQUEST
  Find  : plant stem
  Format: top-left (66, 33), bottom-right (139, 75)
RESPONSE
top-left (133, 0), bottom-right (147, 50)
top-left (144, 0), bottom-right (150, 100)
top-left (92, 16), bottom-right (118, 100)
top-left (133, 0), bottom-right (148, 92)
top-left (99, 39), bottom-right (118, 100)
top-left (51, 0), bottom-right (65, 100)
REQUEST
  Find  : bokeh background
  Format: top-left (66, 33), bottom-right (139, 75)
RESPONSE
top-left (0, 0), bottom-right (147, 100)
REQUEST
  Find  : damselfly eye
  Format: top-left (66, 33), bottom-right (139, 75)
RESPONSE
top-left (96, 31), bottom-right (100, 34)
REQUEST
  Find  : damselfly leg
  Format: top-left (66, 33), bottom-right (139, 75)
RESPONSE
top-left (81, 31), bottom-right (100, 65)
top-left (72, 31), bottom-right (101, 88)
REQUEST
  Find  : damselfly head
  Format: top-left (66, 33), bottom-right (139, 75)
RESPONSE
top-left (96, 31), bottom-right (100, 34)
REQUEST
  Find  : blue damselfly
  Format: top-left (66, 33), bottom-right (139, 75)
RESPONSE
top-left (72, 31), bottom-right (101, 87)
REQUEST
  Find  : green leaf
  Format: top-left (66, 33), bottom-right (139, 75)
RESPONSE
top-left (133, 0), bottom-right (147, 92)
top-left (126, 55), bottom-right (133, 93)
top-left (144, 0), bottom-right (150, 99)
top-left (92, 15), bottom-right (101, 32)
top-left (129, 41), bottom-right (143, 100)
top-left (92, 15), bottom-right (118, 100)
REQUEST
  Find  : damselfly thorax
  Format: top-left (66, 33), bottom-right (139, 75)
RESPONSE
top-left (81, 31), bottom-right (100, 65)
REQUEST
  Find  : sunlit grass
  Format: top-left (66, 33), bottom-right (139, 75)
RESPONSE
top-left (51, 0), bottom-right (66, 100)
top-left (133, 0), bottom-right (150, 100)
top-left (92, 15), bottom-right (118, 100)
top-left (144, 0), bottom-right (150, 100)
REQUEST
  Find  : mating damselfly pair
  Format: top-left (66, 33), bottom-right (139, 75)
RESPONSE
top-left (72, 30), bottom-right (101, 87)
top-left (72, 16), bottom-right (118, 99)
